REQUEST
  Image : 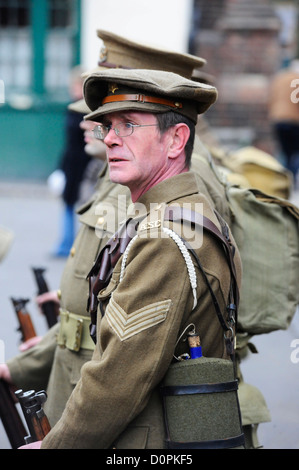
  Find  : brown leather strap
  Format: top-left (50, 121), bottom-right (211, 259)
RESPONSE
top-left (102, 93), bottom-right (182, 109)
top-left (86, 218), bottom-right (138, 343)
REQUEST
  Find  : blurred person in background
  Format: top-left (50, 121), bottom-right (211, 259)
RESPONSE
top-left (77, 114), bottom-right (106, 204)
top-left (51, 66), bottom-right (92, 257)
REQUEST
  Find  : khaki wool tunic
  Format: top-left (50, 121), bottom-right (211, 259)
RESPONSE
top-left (41, 171), bottom-right (242, 449)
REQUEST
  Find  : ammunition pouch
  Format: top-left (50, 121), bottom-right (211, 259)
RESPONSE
top-left (161, 357), bottom-right (244, 449)
top-left (57, 309), bottom-right (95, 352)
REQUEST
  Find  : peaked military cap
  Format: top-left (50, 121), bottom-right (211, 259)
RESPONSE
top-left (94, 29), bottom-right (205, 77)
top-left (83, 68), bottom-right (218, 124)
top-left (69, 29), bottom-right (206, 114)
top-left (68, 98), bottom-right (91, 114)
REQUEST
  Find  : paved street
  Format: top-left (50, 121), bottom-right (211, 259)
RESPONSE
top-left (0, 180), bottom-right (298, 449)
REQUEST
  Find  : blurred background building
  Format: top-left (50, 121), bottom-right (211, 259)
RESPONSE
top-left (0, 0), bottom-right (298, 180)
top-left (189, 0), bottom-right (299, 156)
top-left (0, 0), bottom-right (81, 179)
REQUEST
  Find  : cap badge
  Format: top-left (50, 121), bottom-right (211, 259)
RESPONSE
top-left (99, 45), bottom-right (107, 63)
top-left (109, 83), bottom-right (119, 94)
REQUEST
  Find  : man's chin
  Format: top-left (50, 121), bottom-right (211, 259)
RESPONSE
top-left (108, 170), bottom-right (128, 187)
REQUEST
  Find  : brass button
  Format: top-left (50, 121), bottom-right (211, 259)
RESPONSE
top-left (70, 247), bottom-right (75, 257)
top-left (97, 216), bottom-right (105, 225)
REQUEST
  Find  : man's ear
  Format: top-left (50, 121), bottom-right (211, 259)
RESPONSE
top-left (168, 123), bottom-right (190, 159)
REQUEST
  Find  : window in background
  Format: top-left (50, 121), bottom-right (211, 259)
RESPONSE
top-left (0, 0), bottom-right (81, 101)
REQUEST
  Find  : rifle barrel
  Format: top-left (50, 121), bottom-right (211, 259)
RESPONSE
top-left (0, 379), bottom-right (27, 449)
top-left (11, 297), bottom-right (37, 342)
top-left (31, 267), bottom-right (57, 328)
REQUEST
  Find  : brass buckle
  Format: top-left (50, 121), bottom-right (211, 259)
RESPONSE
top-left (136, 94), bottom-right (145, 103)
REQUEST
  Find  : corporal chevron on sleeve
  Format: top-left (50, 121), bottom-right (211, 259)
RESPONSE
top-left (106, 295), bottom-right (171, 341)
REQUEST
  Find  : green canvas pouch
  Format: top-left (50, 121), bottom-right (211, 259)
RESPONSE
top-left (161, 357), bottom-right (244, 449)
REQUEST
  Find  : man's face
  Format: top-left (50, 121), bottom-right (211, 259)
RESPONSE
top-left (101, 111), bottom-right (173, 201)
top-left (80, 119), bottom-right (106, 159)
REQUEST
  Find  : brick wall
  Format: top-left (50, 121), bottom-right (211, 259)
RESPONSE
top-left (190, 0), bottom-right (282, 154)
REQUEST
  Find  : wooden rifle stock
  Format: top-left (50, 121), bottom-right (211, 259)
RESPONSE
top-left (0, 379), bottom-right (27, 449)
top-left (31, 267), bottom-right (57, 328)
top-left (15, 389), bottom-right (51, 444)
top-left (10, 297), bottom-right (37, 342)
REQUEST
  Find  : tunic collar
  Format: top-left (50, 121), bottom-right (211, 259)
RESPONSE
top-left (136, 171), bottom-right (199, 214)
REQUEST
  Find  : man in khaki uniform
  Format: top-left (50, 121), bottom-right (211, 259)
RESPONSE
top-left (0, 31), bottom-right (271, 449)
top-left (0, 31), bottom-right (265, 449)
top-left (0, 31), bottom-right (218, 427)
top-left (24, 67), bottom-right (243, 449)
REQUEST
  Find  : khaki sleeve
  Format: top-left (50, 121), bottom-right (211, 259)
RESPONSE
top-left (7, 323), bottom-right (59, 392)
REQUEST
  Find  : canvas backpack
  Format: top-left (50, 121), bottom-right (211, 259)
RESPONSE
top-left (227, 186), bottom-right (299, 335)
top-left (192, 151), bottom-right (299, 336)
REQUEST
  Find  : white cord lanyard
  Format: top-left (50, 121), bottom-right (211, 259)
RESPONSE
top-left (119, 227), bottom-right (198, 310)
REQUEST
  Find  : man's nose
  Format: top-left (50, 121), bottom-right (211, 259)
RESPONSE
top-left (104, 128), bottom-right (122, 146)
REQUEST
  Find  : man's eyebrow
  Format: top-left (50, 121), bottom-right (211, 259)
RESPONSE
top-left (100, 119), bottom-right (111, 126)
top-left (101, 115), bottom-right (130, 126)
top-left (100, 112), bottom-right (138, 126)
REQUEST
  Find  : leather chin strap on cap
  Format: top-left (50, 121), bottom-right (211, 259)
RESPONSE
top-left (102, 93), bottom-right (183, 109)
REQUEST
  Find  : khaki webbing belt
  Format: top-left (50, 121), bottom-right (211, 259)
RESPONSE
top-left (57, 309), bottom-right (95, 352)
